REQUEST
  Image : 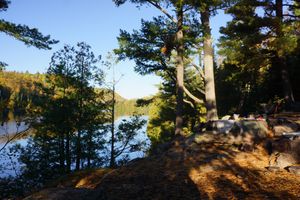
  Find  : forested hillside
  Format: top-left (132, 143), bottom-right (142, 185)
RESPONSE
top-left (1, 0), bottom-right (300, 199)
top-left (0, 71), bottom-right (149, 122)
top-left (115, 98), bottom-right (150, 118)
top-left (0, 71), bottom-right (46, 122)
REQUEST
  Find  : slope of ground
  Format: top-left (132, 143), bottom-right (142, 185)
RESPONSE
top-left (24, 131), bottom-right (300, 200)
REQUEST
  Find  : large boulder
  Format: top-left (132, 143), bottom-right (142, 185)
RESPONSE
top-left (271, 135), bottom-right (300, 155)
top-left (205, 120), bottom-right (235, 134)
top-left (269, 135), bottom-right (300, 169)
top-left (195, 120), bottom-right (271, 151)
top-left (273, 122), bottom-right (299, 136)
top-left (269, 152), bottom-right (298, 169)
top-left (268, 114), bottom-right (300, 136)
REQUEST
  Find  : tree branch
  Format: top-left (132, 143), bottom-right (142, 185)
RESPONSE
top-left (0, 127), bottom-right (31, 152)
top-left (183, 85), bottom-right (204, 104)
top-left (190, 61), bottom-right (205, 79)
top-left (196, 87), bottom-right (205, 96)
top-left (146, 0), bottom-right (178, 23)
top-left (283, 14), bottom-right (300, 19)
top-left (160, 59), bottom-right (204, 102)
top-left (184, 99), bottom-right (195, 108)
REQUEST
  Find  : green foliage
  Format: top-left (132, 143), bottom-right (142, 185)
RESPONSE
top-left (42, 42), bottom-right (107, 171)
top-left (0, 71), bottom-right (45, 123)
top-left (0, 19), bottom-right (58, 49)
top-left (115, 98), bottom-right (150, 118)
top-left (0, 70), bottom-right (149, 198)
top-left (114, 2), bottom-right (206, 146)
top-left (147, 94), bottom-right (175, 148)
top-left (0, 61), bottom-right (7, 71)
top-left (110, 115), bottom-right (148, 165)
top-left (0, 43), bottom-right (108, 197)
top-left (0, 0), bottom-right (9, 11)
top-left (0, 40), bottom-right (151, 198)
top-left (0, 0), bottom-right (58, 49)
top-left (0, 0), bottom-right (58, 67)
top-left (217, 0), bottom-right (300, 114)
top-left (115, 15), bottom-right (201, 76)
top-left (0, 70), bottom-right (147, 123)
top-left (147, 71), bottom-right (205, 152)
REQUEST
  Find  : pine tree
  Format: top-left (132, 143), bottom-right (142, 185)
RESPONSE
top-left (218, 0), bottom-right (300, 113)
top-left (113, 0), bottom-right (204, 135)
top-left (0, 0), bottom-right (58, 68)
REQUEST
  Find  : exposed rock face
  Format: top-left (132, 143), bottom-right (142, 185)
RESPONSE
top-left (204, 120), bottom-right (271, 150)
top-left (23, 132), bottom-right (300, 200)
top-left (269, 153), bottom-right (298, 169)
top-left (206, 118), bottom-right (300, 171)
top-left (269, 116), bottom-right (300, 136)
top-left (23, 113), bottom-right (300, 199)
top-left (268, 135), bottom-right (300, 170)
top-left (271, 136), bottom-right (300, 153)
top-left (286, 166), bottom-right (300, 175)
top-left (206, 120), bottom-right (235, 134)
top-left (229, 120), bottom-right (270, 148)
top-left (273, 123), bottom-right (299, 136)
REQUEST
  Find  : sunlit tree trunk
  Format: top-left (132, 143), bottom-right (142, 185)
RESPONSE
top-left (201, 10), bottom-right (218, 121)
top-left (175, 3), bottom-right (184, 136)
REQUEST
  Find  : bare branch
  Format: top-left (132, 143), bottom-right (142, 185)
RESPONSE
top-left (183, 5), bottom-right (193, 13)
top-left (146, 0), bottom-right (177, 23)
top-left (183, 85), bottom-right (204, 104)
top-left (0, 127), bottom-right (31, 152)
top-left (283, 4), bottom-right (300, 8)
top-left (160, 59), bottom-right (205, 102)
top-left (196, 87), bottom-right (205, 96)
top-left (183, 57), bottom-right (205, 79)
top-left (190, 62), bottom-right (205, 79)
top-left (283, 14), bottom-right (300, 19)
top-left (184, 99), bottom-right (195, 108)
top-left (114, 139), bottom-right (131, 159)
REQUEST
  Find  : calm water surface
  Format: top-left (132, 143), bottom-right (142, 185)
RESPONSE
top-left (0, 116), bottom-right (150, 178)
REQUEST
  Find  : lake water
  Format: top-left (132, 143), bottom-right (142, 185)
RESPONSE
top-left (0, 116), bottom-right (150, 178)
top-left (0, 121), bottom-right (29, 143)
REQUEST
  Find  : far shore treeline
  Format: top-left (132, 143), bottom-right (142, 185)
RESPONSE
top-left (1, 0), bottom-right (300, 198)
top-left (0, 70), bottom-right (150, 121)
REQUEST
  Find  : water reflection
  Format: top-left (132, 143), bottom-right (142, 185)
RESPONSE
top-left (0, 116), bottom-right (149, 178)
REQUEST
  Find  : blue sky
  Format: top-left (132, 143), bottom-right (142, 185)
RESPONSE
top-left (0, 0), bottom-right (231, 99)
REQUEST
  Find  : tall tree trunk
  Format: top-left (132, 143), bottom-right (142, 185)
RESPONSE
top-left (62, 86), bottom-right (70, 172)
top-left (275, 0), bottom-right (294, 104)
top-left (66, 131), bottom-right (71, 172)
top-left (59, 133), bottom-right (65, 172)
top-left (280, 57), bottom-right (294, 103)
top-left (175, 4), bottom-right (184, 136)
top-left (76, 130), bottom-right (81, 170)
top-left (110, 84), bottom-right (116, 168)
top-left (76, 63), bottom-right (85, 170)
top-left (201, 10), bottom-right (218, 121)
top-left (87, 131), bottom-right (92, 168)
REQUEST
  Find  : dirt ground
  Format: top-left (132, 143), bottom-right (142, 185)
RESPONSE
top-left (24, 112), bottom-right (300, 199)
top-left (25, 133), bottom-right (300, 200)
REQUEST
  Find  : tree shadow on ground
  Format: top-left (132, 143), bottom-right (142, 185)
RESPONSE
top-left (24, 133), bottom-right (300, 200)
top-left (182, 134), bottom-right (300, 199)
